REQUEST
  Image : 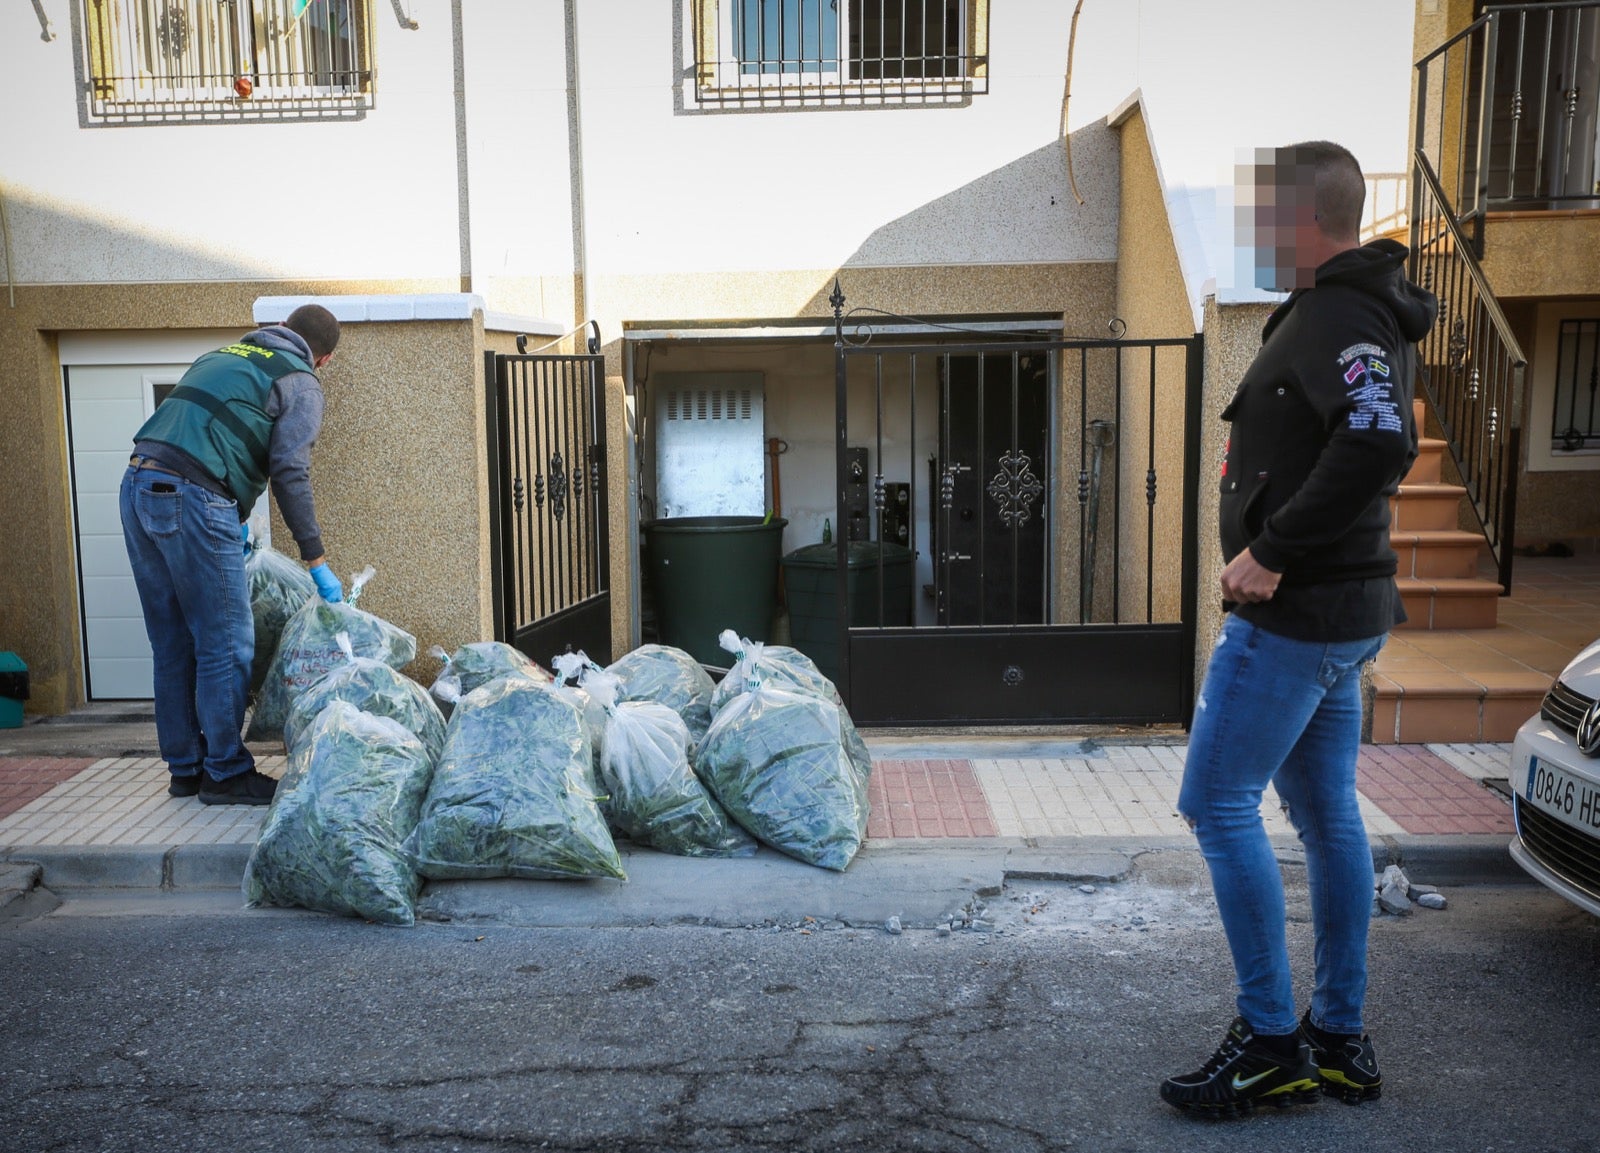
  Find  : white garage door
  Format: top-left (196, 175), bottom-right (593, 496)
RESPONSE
top-left (61, 330), bottom-right (242, 699)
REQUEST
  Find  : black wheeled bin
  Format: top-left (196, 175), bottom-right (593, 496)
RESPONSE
top-left (643, 516), bottom-right (789, 667)
top-left (782, 541), bottom-right (913, 685)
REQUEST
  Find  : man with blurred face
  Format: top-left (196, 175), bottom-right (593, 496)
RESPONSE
top-left (1159, 143), bottom-right (1437, 1117)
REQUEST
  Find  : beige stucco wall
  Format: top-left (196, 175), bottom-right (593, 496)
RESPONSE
top-left (1481, 217), bottom-right (1600, 299)
top-left (1109, 101), bottom-right (1201, 628)
top-left (281, 318), bottom-right (494, 688)
top-left (1197, 297), bottom-right (1276, 689)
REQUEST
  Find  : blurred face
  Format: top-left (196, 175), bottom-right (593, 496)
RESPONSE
top-left (1235, 149), bottom-right (1320, 291)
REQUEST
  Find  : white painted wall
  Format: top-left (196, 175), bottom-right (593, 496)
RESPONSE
top-left (2, 1), bottom-right (1106, 297)
top-left (1, 2), bottom-right (1417, 297)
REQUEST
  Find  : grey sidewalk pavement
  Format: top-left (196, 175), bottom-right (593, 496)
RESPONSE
top-left (0, 709), bottom-right (1528, 926)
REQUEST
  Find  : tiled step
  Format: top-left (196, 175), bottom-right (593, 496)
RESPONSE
top-left (1391, 482), bottom-right (1470, 532)
top-left (1406, 437), bottom-right (1447, 485)
top-left (1396, 576), bottom-right (1503, 629)
top-left (1369, 663), bottom-right (1550, 744)
top-left (1392, 529), bottom-right (1487, 579)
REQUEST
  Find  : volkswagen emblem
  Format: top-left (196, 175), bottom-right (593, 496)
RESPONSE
top-left (1579, 699), bottom-right (1600, 758)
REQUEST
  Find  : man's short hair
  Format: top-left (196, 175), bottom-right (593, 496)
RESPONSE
top-left (284, 304), bottom-right (340, 359)
top-left (1278, 140), bottom-right (1366, 241)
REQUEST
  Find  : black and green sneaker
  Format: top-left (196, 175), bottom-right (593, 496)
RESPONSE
top-left (1160, 1018), bottom-right (1321, 1118)
top-left (1298, 1011), bottom-right (1382, 1104)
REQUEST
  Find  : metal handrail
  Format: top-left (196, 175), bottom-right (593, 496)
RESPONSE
top-left (1415, 2), bottom-right (1600, 240)
top-left (1409, 152), bottom-right (1529, 593)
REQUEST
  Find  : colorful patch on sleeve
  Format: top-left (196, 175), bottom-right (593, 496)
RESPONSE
top-left (1336, 346), bottom-right (1404, 434)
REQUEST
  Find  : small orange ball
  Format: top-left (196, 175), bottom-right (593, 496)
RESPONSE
top-left (234, 76), bottom-right (254, 98)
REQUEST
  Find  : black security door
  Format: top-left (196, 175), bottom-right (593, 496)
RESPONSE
top-left (933, 351), bottom-right (1049, 625)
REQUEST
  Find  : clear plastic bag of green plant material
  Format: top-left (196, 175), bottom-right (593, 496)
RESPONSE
top-left (695, 672), bottom-right (872, 872)
top-left (406, 675), bottom-right (625, 882)
top-left (428, 641), bottom-right (550, 719)
top-left (245, 543), bottom-right (316, 698)
top-left (579, 668), bottom-right (755, 859)
top-left (247, 567), bottom-right (417, 744)
top-left (606, 644), bottom-right (718, 747)
top-left (709, 629), bottom-right (842, 713)
top-left (282, 633), bottom-right (446, 762)
top-left (243, 701), bottom-right (434, 926)
top-left (707, 631), bottom-right (874, 782)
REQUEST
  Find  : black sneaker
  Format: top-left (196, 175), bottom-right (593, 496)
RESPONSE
top-left (1160, 1018), bottom-right (1321, 1117)
top-left (1298, 1011), bottom-right (1382, 1104)
top-left (167, 773), bottom-right (203, 798)
top-left (198, 769), bottom-right (277, 806)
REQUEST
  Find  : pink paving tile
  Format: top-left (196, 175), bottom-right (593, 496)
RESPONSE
top-left (867, 759), bottom-right (997, 839)
top-left (0, 757), bottom-right (99, 820)
top-left (1356, 746), bottom-right (1514, 836)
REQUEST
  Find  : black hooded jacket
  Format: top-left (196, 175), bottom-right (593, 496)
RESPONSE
top-left (1220, 238), bottom-right (1439, 641)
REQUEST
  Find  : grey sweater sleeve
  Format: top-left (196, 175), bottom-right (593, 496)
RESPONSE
top-left (265, 373), bottom-right (327, 561)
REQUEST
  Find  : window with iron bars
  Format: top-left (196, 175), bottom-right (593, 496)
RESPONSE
top-left (1553, 318), bottom-right (1600, 455)
top-left (691, 0), bottom-right (989, 108)
top-left (79, 0), bottom-right (374, 124)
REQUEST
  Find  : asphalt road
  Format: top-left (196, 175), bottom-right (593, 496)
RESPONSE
top-left (4, 863), bottom-right (1598, 1153)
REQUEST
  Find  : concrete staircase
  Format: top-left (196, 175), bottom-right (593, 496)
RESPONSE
top-left (1368, 400), bottom-right (1550, 743)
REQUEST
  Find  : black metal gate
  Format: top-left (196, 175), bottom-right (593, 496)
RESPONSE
top-left (830, 290), bottom-right (1203, 727)
top-left (485, 347), bottom-right (612, 667)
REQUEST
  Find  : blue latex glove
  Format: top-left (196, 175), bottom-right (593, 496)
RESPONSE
top-left (309, 562), bottom-right (343, 604)
top-left (240, 523), bottom-right (251, 555)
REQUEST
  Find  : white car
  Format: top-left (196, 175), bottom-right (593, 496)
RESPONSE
top-left (1510, 638), bottom-right (1600, 916)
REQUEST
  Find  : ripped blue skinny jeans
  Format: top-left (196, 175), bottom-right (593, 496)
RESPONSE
top-left (1177, 613), bottom-right (1384, 1037)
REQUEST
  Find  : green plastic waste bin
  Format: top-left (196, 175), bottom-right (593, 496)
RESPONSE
top-left (643, 516), bottom-right (789, 667)
top-left (0, 651), bottom-right (29, 729)
top-left (782, 541), bottom-right (913, 685)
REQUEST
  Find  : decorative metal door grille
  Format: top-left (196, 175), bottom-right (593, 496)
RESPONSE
top-left (485, 349), bottom-right (612, 667)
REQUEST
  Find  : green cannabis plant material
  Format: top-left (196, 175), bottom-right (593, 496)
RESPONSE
top-left (245, 545), bottom-right (316, 697)
top-left (585, 669), bottom-right (755, 859)
top-left (247, 575), bottom-right (416, 744)
top-left (695, 682), bottom-right (872, 872)
top-left (606, 644), bottom-right (718, 746)
top-left (407, 676), bottom-right (625, 882)
top-left (283, 635), bottom-right (446, 762)
top-left (243, 702), bottom-right (434, 926)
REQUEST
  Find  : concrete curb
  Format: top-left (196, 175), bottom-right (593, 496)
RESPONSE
top-left (1, 843), bottom-right (252, 892)
top-left (2, 834), bottom-right (1524, 927)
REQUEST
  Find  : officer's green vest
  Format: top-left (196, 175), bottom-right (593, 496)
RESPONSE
top-left (133, 341), bottom-right (314, 510)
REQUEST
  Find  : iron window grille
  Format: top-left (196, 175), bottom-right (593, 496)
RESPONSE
top-left (691, 0), bottom-right (989, 108)
top-left (79, 0), bottom-right (374, 124)
top-left (1552, 318), bottom-right (1600, 454)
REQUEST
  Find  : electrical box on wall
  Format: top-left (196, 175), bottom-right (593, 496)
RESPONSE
top-left (880, 482), bottom-right (911, 546)
top-left (844, 446), bottom-right (869, 540)
top-left (653, 372), bottom-right (765, 518)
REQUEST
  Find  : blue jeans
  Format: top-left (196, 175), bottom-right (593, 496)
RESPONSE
top-left (120, 466), bottom-right (255, 782)
top-left (1177, 614), bottom-right (1384, 1037)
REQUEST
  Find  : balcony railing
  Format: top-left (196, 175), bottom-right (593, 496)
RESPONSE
top-left (1361, 172), bottom-right (1410, 241)
top-left (1410, 155), bottom-right (1528, 592)
top-left (1415, 2), bottom-right (1600, 252)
